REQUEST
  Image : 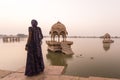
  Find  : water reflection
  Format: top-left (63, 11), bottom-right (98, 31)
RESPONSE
top-left (103, 43), bottom-right (111, 51)
top-left (46, 51), bottom-right (73, 72)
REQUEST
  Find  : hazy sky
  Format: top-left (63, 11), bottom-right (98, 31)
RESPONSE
top-left (0, 0), bottom-right (120, 36)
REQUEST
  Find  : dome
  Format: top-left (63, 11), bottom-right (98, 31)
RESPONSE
top-left (104, 33), bottom-right (111, 38)
top-left (52, 21), bottom-right (65, 29)
top-left (50, 21), bottom-right (68, 35)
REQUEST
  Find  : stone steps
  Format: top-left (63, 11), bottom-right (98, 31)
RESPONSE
top-left (0, 70), bottom-right (12, 79)
top-left (0, 66), bottom-right (64, 80)
top-left (0, 66), bottom-right (120, 80)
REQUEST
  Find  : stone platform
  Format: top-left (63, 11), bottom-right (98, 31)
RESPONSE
top-left (0, 66), bottom-right (64, 80)
top-left (0, 66), bottom-right (120, 80)
top-left (103, 39), bottom-right (114, 43)
top-left (46, 41), bottom-right (74, 55)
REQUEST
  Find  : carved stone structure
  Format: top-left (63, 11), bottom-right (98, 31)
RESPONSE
top-left (46, 21), bottom-right (74, 55)
top-left (103, 33), bottom-right (114, 43)
top-left (49, 21), bottom-right (68, 42)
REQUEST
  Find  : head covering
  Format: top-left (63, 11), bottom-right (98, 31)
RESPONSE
top-left (31, 19), bottom-right (38, 27)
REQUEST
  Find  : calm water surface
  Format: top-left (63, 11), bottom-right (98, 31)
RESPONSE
top-left (0, 38), bottom-right (120, 79)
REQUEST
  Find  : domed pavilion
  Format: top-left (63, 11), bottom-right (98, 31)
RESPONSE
top-left (104, 33), bottom-right (111, 39)
top-left (103, 33), bottom-right (114, 43)
top-left (46, 21), bottom-right (74, 55)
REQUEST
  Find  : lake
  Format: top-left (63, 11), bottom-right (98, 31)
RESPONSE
top-left (0, 38), bottom-right (120, 79)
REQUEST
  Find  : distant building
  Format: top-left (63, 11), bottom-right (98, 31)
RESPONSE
top-left (16, 34), bottom-right (27, 38)
top-left (103, 33), bottom-right (114, 43)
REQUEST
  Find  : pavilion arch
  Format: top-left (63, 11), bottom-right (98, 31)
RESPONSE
top-left (49, 21), bottom-right (68, 42)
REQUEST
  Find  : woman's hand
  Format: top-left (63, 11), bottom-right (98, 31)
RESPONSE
top-left (25, 44), bottom-right (28, 51)
top-left (25, 46), bottom-right (28, 51)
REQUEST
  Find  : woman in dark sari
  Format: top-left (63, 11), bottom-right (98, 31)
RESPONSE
top-left (25, 19), bottom-right (44, 76)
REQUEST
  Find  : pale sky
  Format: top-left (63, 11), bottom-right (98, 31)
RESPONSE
top-left (0, 0), bottom-right (120, 36)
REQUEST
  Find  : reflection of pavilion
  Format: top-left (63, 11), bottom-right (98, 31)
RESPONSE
top-left (46, 51), bottom-right (72, 72)
top-left (103, 43), bottom-right (111, 51)
top-left (46, 21), bottom-right (74, 55)
top-left (103, 33), bottom-right (114, 43)
top-left (46, 51), bottom-right (67, 66)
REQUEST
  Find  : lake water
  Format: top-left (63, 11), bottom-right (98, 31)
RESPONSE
top-left (0, 38), bottom-right (120, 79)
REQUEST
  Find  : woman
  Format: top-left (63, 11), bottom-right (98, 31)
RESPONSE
top-left (25, 19), bottom-right (44, 76)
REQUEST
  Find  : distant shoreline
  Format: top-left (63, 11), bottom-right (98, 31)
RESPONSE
top-left (0, 36), bottom-right (120, 39)
top-left (43, 36), bottom-right (120, 38)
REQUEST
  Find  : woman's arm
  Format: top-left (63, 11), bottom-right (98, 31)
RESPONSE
top-left (39, 27), bottom-right (43, 40)
top-left (25, 27), bottom-right (32, 50)
top-left (38, 27), bottom-right (43, 45)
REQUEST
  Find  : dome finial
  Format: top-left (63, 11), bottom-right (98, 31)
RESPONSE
top-left (57, 21), bottom-right (61, 23)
